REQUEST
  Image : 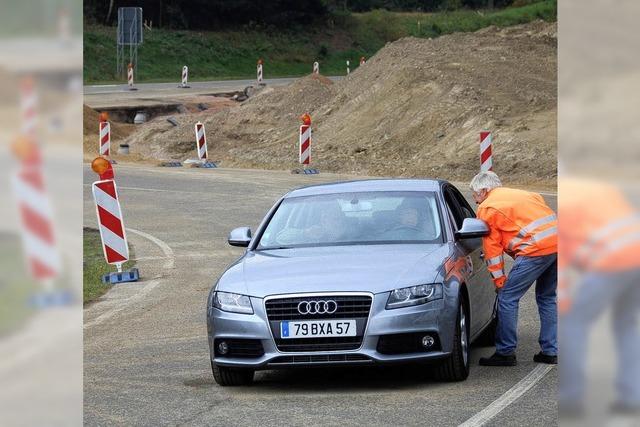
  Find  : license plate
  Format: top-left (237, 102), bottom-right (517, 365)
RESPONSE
top-left (280, 320), bottom-right (356, 339)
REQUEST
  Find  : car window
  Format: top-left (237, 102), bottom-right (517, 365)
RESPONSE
top-left (443, 188), bottom-right (465, 230)
top-left (257, 191), bottom-right (443, 249)
top-left (450, 186), bottom-right (476, 219)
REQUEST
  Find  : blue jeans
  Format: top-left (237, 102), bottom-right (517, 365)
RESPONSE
top-left (496, 253), bottom-right (557, 355)
top-left (559, 269), bottom-right (640, 407)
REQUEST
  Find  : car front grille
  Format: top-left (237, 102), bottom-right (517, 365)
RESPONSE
top-left (265, 294), bottom-right (372, 352)
top-left (265, 295), bottom-right (372, 321)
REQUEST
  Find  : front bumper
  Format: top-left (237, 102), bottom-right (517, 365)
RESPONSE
top-left (207, 292), bottom-right (457, 370)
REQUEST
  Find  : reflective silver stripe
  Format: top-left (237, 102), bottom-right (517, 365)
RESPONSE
top-left (590, 231), bottom-right (640, 263)
top-left (508, 214), bottom-right (557, 251)
top-left (486, 255), bottom-right (504, 267)
top-left (531, 225), bottom-right (557, 243)
top-left (491, 269), bottom-right (505, 279)
top-left (575, 214), bottom-right (640, 262)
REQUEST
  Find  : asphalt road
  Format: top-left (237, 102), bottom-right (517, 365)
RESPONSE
top-left (83, 76), bottom-right (343, 109)
top-left (83, 164), bottom-right (557, 426)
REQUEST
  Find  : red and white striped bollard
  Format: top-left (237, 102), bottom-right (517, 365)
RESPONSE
top-left (180, 65), bottom-right (190, 88)
top-left (313, 61), bottom-right (319, 74)
top-left (20, 77), bottom-right (37, 139)
top-left (99, 119), bottom-right (111, 157)
top-left (127, 63), bottom-right (137, 91)
top-left (346, 60), bottom-right (350, 75)
top-left (90, 157), bottom-right (138, 283)
top-left (257, 59), bottom-right (264, 85)
top-left (299, 114), bottom-right (311, 167)
top-left (194, 121), bottom-right (208, 161)
top-left (480, 131), bottom-right (493, 172)
top-left (11, 144), bottom-right (61, 291)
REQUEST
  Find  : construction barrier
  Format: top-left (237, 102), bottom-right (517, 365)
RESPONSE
top-left (346, 60), bottom-right (350, 75)
top-left (480, 131), bottom-right (493, 172)
top-left (99, 120), bottom-right (111, 156)
top-left (91, 157), bottom-right (138, 284)
top-left (293, 113), bottom-right (319, 174)
top-left (12, 78), bottom-right (71, 306)
top-left (180, 65), bottom-right (190, 88)
top-left (257, 59), bottom-right (264, 85)
top-left (20, 78), bottom-right (37, 139)
top-left (127, 63), bottom-right (137, 91)
top-left (313, 61), bottom-right (319, 74)
top-left (11, 149), bottom-right (61, 289)
top-left (194, 121), bottom-right (208, 160)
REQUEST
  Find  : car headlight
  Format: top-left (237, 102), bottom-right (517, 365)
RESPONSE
top-left (212, 291), bottom-right (254, 314)
top-left (386, 284), bottom-right (443, 309)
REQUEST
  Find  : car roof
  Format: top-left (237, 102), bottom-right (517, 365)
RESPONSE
top-left (286, 179), bottom-right (447, 198)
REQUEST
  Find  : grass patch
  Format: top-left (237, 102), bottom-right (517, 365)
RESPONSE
top-left (83, 227), bottom-right (135, 304)
top-left (84, 1), bottom-right (555, 84)
top-left (0, 235), bottom-right (38, 336)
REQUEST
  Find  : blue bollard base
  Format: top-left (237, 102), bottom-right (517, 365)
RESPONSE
top-left (160, 161), bottom-right (183, 167)
top-left (197, 161), bottom-right (218, 169)
top-left (102, 268), bottom-right (140, 285)
top-left (29, 290), bottom-right (74, 308)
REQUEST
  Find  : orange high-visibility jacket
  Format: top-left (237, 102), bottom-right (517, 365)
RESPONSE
top-left (477, 187), bottom-right (557, 288)
top-left (558, 178), bottom-right (640, 313)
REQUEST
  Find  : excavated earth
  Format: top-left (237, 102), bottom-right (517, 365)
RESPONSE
top-left (86, 20), bottom-right (557, 186)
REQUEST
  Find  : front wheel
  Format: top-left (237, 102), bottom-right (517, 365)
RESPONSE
top-left (211, 361), bottom-right (254, 386)
top-left (434, 299), bottom-right (470, 382)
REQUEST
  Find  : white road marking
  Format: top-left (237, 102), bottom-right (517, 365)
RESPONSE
top-left (125, 227), bottom-right (175, 269)
top-left (458, 364), bottom-right (554, 427)
top-left (83, 227), bottom-right (175, 329)
top-left (83, 183), bottom-right (207, 195)
top-left (83, 279), bottom-right (161, 329)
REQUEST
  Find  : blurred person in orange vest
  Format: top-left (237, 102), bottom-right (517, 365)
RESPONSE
top-left (559, 177), bottom-right (640, 415)
top-left (469, 171), bottom-right (558, 366)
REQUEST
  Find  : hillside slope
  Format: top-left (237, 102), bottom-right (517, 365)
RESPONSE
top-left (123, 21), bottom-right (557, 186)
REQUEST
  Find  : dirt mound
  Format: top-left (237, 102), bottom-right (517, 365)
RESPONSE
top-left (125, 20), bottom-right (557, 185)
top-left (126, 74), bottom-right (336, 162)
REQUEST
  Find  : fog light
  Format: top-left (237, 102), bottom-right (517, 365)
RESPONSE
top-left (421, 335), bottom-right (435, 348)
top-left (218, 341), bottom-right (229, 355)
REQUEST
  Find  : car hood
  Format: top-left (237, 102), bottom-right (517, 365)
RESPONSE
top-left (216, 244), bottom-right (450, 298)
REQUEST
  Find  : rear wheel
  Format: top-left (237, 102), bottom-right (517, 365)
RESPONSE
top-left (434, 299), bottom-right (470, 382)
top-left (211, 361), bottom-right (254, 386)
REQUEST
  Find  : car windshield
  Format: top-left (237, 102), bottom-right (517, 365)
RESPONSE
top-left (257, 191), bottom-right (443, 249)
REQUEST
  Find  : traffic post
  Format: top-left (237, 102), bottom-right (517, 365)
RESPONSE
top-left (480, 130), bottom-right (493, 172)
top-left (192, 122), bottom-right (217, 168)
top-left (99, 111), bottom-right (112, 158)
top-left (179, 65), bottom-right (190, 88)
top-left (90, 157), bottom-right (139, 284)
top-left (360, 56), bottom-right (366, 66)
top-left (346, 60), bottom-right (350, 75)
top-left (257, 58), bottom-right (264, 85)
top-left (127, 63), bottom-right (137, 91)
top-left (313, 61), bottom-right (319, 74)
top-left (11, 137), bottom-right (70, 307)
top-left (293, 113), bottom-right (319, 175)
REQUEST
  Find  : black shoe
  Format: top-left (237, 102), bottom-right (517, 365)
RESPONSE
top-left (533, 352), bottom-right (557, 364)
top-left (479, 352), bottom-right (517, 366)
top-left (610, 401), bottom-right (640, 415)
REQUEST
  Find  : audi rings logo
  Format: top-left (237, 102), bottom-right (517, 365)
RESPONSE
top-left (297, 300), bottom-right (338, 315)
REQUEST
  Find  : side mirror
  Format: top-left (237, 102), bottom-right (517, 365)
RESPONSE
top-left (228, 227), bottom-right (252, 247)
top-left (455, 218), bottom-right (489, 240)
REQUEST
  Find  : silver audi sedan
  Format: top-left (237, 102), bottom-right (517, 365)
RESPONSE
top-left (207, 179), bottom-right (497, 386)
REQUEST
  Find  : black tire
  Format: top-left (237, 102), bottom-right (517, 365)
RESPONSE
top-left (474, 316), bottom-right (497, 347)
top-left (434, 299), bottom-right (470, 382)
top-left (211, 361), bottom-right (254, 386)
